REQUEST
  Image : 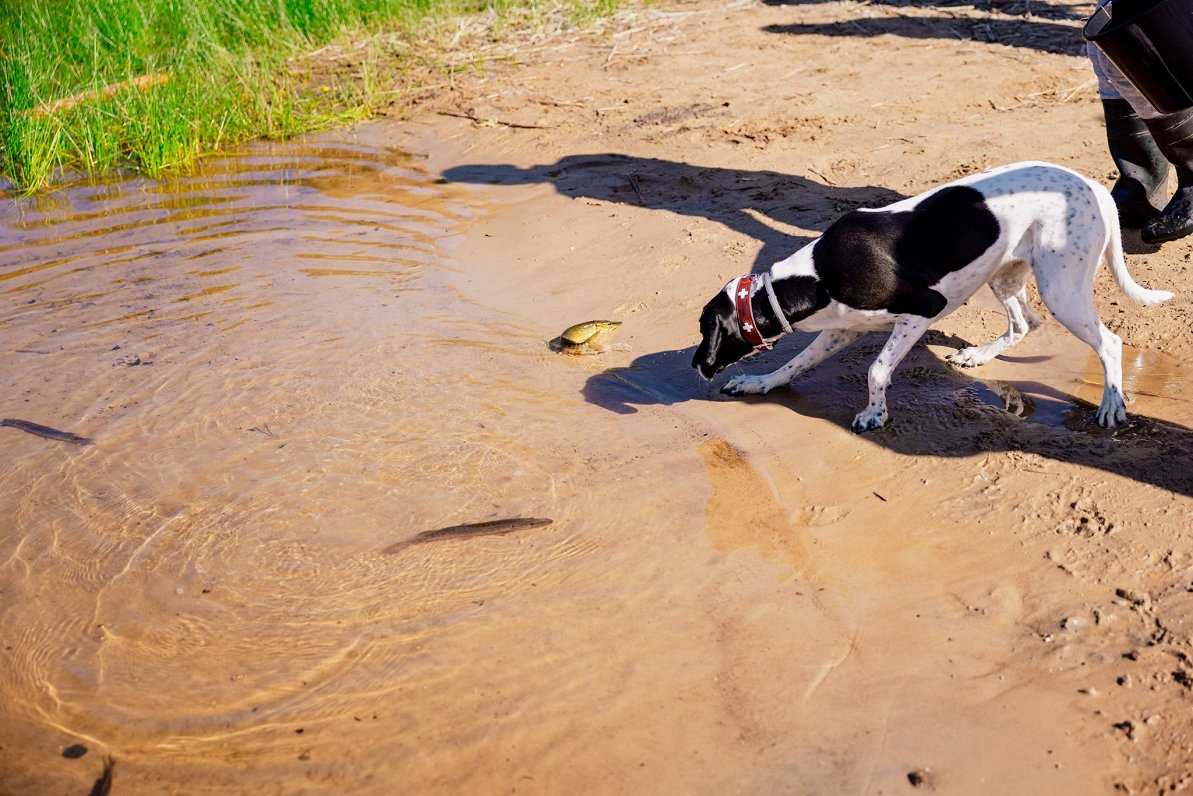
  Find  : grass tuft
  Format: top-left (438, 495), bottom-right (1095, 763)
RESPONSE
top-left (0, 0), bottom-right (630, 192)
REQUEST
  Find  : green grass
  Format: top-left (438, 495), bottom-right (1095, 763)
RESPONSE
top-left (0, 0), bottom-right (625, 192)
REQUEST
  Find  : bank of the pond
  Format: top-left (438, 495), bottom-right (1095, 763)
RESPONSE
top-left (0, 0), bottom-right (625, 192)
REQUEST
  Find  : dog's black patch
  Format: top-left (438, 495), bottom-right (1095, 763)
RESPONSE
top-left (812, 185), bottom-right (1000, 317)
top-left (765, 275), bottom-right (831, 335)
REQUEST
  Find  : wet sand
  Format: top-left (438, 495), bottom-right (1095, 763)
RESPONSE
top-left (5, 0), bottom-right (1193, 793)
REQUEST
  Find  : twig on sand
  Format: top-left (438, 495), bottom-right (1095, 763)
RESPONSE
top-left (990, 78), bottom-right (1098, 111)
top-left (808, 166), bottom-right (836, 186)
top-left (33, 73), bottom-right (171, 118)
top-left (375, 81), bottom-right (452, 98)
top-left (436, 110), bottom-right (546, 129)
top-left (1059, 77), bottom-right (1097, 103)
top-left (627, 173), bottom-right (646, 203)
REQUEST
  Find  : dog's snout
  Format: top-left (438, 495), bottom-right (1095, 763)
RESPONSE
top-left (692, 339), bottom-right (720, 379)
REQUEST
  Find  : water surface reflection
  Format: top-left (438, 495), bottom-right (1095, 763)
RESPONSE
top-left (1, 134), bottom-right (668, 794)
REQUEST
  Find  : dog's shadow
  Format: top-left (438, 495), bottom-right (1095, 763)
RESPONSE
top-left (584, 332), bottom-right (1193, 498)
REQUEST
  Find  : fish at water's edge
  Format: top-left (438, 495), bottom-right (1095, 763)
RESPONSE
top-left (382, 517), bottom-right (552, 554)
top-left (1, 418), bottom-right (94, 445)
top-left (89, 756), bottom-right (115, 796)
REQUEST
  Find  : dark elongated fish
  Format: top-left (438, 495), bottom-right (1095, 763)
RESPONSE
top-left (1, 418), bottom-right (94, 445)
top-left (383, 517), bottom-right (552, 554)
top-left (89, 756), bottom-right (114, 796)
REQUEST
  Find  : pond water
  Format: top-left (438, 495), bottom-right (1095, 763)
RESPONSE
top-left (0, 134), bottom-right (634, 792)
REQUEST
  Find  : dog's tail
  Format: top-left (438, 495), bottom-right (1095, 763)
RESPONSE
top-left (1101, 186), bottom-right (1175, 306)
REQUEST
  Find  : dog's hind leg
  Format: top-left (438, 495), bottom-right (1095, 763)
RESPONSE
top-left (948, 262), bottom-right (1041, 368)
top-left (722, 329), bottom-right (862, 396)
top-left (1036, 263), bottom-right (1128, 427)
top-left (852, 316), bottom-right (933, 433)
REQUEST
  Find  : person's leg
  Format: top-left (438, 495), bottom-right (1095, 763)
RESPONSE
top-left (1100, 98), bottom-right (1169, 226)
top-left (1141, 109), bottom-right (1193, 243)
top-left (1089, 44), bottom-right (1169, 227)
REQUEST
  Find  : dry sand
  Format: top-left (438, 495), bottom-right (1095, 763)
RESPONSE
top-left (4, 0), bottom-right (1193, 793)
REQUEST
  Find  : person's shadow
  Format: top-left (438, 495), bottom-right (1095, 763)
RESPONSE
top-left (442, 153), bottom-right (904, 273)
top-left (759, 0), bottom-right (1089, 56)
top-left (442, 154), bottom-right (1193, 497)
top-left (761, 0), bottom-right (1085, 16)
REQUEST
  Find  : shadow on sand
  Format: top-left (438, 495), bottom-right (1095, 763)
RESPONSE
top-left (442, 154), bottom-right (904, 273)
top-left (760, 0), bottom-right (1089, 56)
top-left (761, 0), bottom-right (1087, 18)
top-left (582, 331), bottom-right (1193, 498)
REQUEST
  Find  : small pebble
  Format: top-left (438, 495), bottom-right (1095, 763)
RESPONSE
top-left (62, 744), bottom-right (88, 759)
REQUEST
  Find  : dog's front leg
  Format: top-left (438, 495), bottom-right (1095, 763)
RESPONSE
top-left (722, 330), bottom-right (863, 396)
top-left (852, 317), bottom-right (933, 433)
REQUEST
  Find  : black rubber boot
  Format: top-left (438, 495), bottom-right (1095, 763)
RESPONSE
top-left (1142, 107), bottom-right (1193, 244)
top-left (1102, 98), bottom-right (1169, 228)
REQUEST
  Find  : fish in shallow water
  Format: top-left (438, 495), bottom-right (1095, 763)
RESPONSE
top-left (383, 517), bottom-right (552, 554)
top-left (554, 320), bottom-right (622, 355)
top-left (89, 757), bottom-right (114, 796)
top-left (1, 418), bottom-right (94, 445)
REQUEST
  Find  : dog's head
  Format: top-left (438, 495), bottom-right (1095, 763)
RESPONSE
top-left (691, 282), bottom-right (758, 380)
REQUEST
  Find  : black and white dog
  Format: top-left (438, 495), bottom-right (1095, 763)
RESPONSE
top-left (692, 161), bottom-right (1174, 432)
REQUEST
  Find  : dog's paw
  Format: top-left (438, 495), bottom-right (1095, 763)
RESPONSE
top-left (850, 407), bottom-right (889, 433)
top-left (1096, 394), bottom-right (1128, 428)
top-left (947, 347), bottom-right (989, 368)
top-left (721, 374), bottom-right (773, 396)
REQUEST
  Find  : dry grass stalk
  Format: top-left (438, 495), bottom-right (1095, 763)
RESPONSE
top-left (32, 73), bottom-right (172, 117)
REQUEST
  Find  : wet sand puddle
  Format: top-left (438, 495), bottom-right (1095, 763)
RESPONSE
top-left (948, 328), bottom-right (1192, 430)
top-left (722, 318), bottom-right (1193, 435)
top-left (6, 125), bottom-right (1193, 793)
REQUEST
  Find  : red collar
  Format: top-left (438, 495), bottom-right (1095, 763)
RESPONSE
top-left (733, 275), bottom-right (771, 350)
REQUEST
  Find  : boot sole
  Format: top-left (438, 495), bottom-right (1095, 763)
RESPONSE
top-left (1141, 225), bottom-right (1193, 243)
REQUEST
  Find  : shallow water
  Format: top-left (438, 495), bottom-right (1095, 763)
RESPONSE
top-left (0, 133), bottom-right (615, 791)
top-left (2, 130), bottom-right (799, 795)
top-left (957, 329), bottom-right (1192, 428)
top-left (6, 128), bottom-right (1193, 794)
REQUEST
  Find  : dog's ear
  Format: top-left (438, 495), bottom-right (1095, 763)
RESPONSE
top-left (692, 302), bottom-right (724, 379)
top-left (693, 291), bottom-right (751, 379)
